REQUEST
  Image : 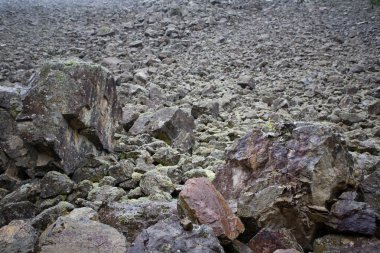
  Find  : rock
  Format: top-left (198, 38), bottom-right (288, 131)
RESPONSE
top-left (336, 110), bottom-right (366, 125)
top-left (108, 159), bottom-right (134, 185)
top-left (226, 240), bottom-right (254, 253)
top-left (313, 234), bottom-right (380, 253)
top-left (134, 70), bottom-right (149, 85)
top-left (101, 57), bottom-right (123, 68)
top-left (99, 176), bottom-right (116, 186)
top-left (98, 199), bottom-right (177, 246)
top-left (178, 177), bottom-right (244, 243)
top-left (129, 216), bottom-right (225, 253)
top-left (120, 107), bottom-right (139, 131)
top-left (15, 60), bottom-right (120, 175)
top-left (0, 201), bottom-right (37, 226)
top-left (213, 122), bottom-right (356, 249)
top-left (38, 207), bottom-right (127, 253)
top-left (191, 100), bottom-right (220, 119)
top-left (140, 169), bottom-right (175, 198)
top-left (325, 200), bottom-right (376, 235)
top-left (0, 220), bottom-right (38, 253)
top-left (31, 201), bottom-right (75, 232)
top-left (129, 40), bottom-right (143, 48)
top-left (87, 185), bottom-right (126, 203)
top-left (248, 228), bottom-right (303, 253)
top-left (273, 250), bottom-right (302, 253)
top-left (184, 168), bottom-right (216, 181)
top-left (368, 100), bottom-right (380, 115)
top-left (72, 155), bottom-right (111, 182)
top-left (129, 107), bottom-right (195, 152)
top-left (40, 171), bottom-right (75, 198)
top-left (97, 26), bottom-right (115, 36)
top-left (237, 74), bottom-right (255, 89)
top-left (362, 170), bottom-right (380, 216)
top-left (152, 147), bottom-right (181, 166)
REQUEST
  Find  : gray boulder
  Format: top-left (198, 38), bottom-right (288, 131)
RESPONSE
top-left (0, 220), bottom-right (38, 253)
top-left (40, 171), bottom-right (75, 198)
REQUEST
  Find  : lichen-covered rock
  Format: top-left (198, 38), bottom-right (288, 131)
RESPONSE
top-left (38, 207), bottom-right (127, 253)
top-left (98, 199), bottom-right (177, 246)
top-left (213, 122), bottom-right (357, 249)
top-left (247, 228), bottom-right (303, 253)
top-left (0, 201), bottom-right (37, 226)
top-left (15, 59), bottom-right (120, 175)
top-left (313, 234), bottom-right (380, 253)
top-left (325, 200), bottom-right (376, 235)
top-left (40, 171), bottom-right (75, 198)
top-left (129, 107), bottom-right (195, 152)
top-left (87, 185), bottom-right (126, 203)
top-left (178, 177), bottom-right (244, 243)
top-left (140, 169), bottom-right (175, 198)
top-left (129, 216), bottom-right (225, 253)
top-left (0, 220), bottom-right (38, 253)
top-left (152, 147), bottom-right (181, 166)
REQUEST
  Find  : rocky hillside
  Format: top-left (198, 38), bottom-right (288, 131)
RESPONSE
top-left (0, 0), bottom-right (379, 252)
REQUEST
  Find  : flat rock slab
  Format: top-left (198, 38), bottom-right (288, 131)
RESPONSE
top-left (178, 177), bottom-right (244, 243)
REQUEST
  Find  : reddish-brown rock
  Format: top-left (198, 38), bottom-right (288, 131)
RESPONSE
top-left (178, 177), bottom-right (244, 243)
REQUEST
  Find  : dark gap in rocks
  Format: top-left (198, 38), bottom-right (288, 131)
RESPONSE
top-left (236, 217), bottom-right (259, 243)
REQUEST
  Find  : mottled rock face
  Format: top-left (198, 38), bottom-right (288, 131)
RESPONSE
top-left (40, 171), bottom-right (75, 198)
top-left (178, 177), bottom-right (245, 243)
top-left (129, 107), bottom-right (195, 152)
top-left (38, 207), bottom-right (127, 253)
top-left (16, 60), bottom-right (120, 175)
top-left (0, 220), bottom-right (38, 253)
top-left (129, 216), bottom-right (225, 253)
top-left (213, 122), bottom-right (357, 248)
top-left (248, 228), bottom-right (303, 253)
top-left (313, 234), bottom-right (380, 253)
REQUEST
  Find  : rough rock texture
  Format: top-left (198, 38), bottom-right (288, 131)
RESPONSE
top-left (129, 107), bottom-right (195, 152)
top-left (129, 216), bottom-right (225, 253)
top-left (0, 220), bottom-right (38, 253)
top-left (247, 228), bottom-right (304, 253)
top-left (213, 122), bottom-right (357, 249)
top-left (178, 177), bottom-right (244, 243)
top-left (362, 170), bottom-right (380, 216)
top-left (313, 234), bottom-right (380, 253)
top-left (325, 200), bottom-right (376, 235)
top-left (38, 207), bottom-right (127, 253)
top-left (15, 59), bottom-right (120, 175)
top-left (40, 171), bottom-right (75, 198)
top-left (98, 199), bottom-right (177, 246)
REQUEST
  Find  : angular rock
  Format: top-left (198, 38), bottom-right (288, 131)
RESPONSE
top-left (120, 107), bottom-right (139, 131)
top-left (313, 234), bottom-right (380, 253)
top-left (178, 177), bottom-right (244, 243)
top-left (87, 185), bottom-right (126, 203)
top-left (237, 74), bottom-right (255, 89)
top-left (38, 207), bottom-right (127, 253)
top-left (152, 146), bottom-right (181, 166)
top-left (129, 107), bottom-right (195, 152)
top-left (368, 100), bottom-right (380, 115)
top-left (247, 228), bottom-right (303, 253)
top-left (16, 60), bottom-right (120, 175)
top-left (40, 171), bottom-right (74, 198)
top-left (362, 170), bottom-right (380, 216)
top-left (140, 169), bottom-right (175, 198)
top-left (325, 200), bottom-right (376, 235)
top-left (98, 199), bottom-right (177, 246)
top-left (0, 201), bottom-right (37, 226)
top-left (213, 122), bottom-right (356, 248)
top-left (0, 220), bottom-right (38, 253)
top-left (191, 100), bottom-right (220, 119)
top-left (129, 216), bottom-right (225, 253)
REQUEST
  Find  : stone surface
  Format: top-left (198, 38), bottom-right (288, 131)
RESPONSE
top-left (0, 220), bottom-right (38, 253)
top-left (247, 228), bottom-right (303, 253)
top-left (313, 234), bottom-right (380, 253)
top-left (87, 185), bottom-right (126, 203)
top-left (15, 60), bottom-right (120, 175)
top-left (325, 200), bottom-right (376, 235)
top-left (98, 199), bottom-right (177, 245)
top-left (129, 216), bottom-right (225, 253)
top-left (178, 177), bottom-right (244, 243)
top-left (362, 170), bottom-right (380, 216)
top-left (38, 207), bottom-right (127, 253)
top-left (140, 169), bottom-right (175, 198)
top-left (40, 171), bottom-right (75, 198)
top-left (129, 107), bottom-right (195, 152)
top-left (213, 122), bottom-right (356, 249)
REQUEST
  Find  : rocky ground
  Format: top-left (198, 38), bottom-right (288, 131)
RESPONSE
top-left (0, 0), bottom-right (379, 252)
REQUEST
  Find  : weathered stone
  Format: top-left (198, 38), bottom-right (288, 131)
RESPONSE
top-left (191, 100), bottom-right (220, 119)
top-left (362, 170), bottom-right (380, 216)
top-left (129, 216), bottom-right (225, 253)
top-left (325, 200), bottom-right (376, 235)
top-left (108, 159), bottom-right (134, 185)
top-left (72, 155), bottom-right (111, 182)
top-left (273, 250), bottom-right (302, 253)
top-left (40, 171), bottom-right (74, 198)
top-left (129, 107), bottom-right (195, 152)
top-left (237, 74), bottom-right (255, 89)
top-left (98, 199), bottom-right (177, 246)
top-left (213, 122), bottom-right (356, 249)
top-left (38, 207), bottom-right (127, 253)
top-left (368, 100), bottom-right (380, 115)
top-left (31, 201), bottom-right (74, 232)
top-left (313, 234), bottom-right (380, 253)
top-left (16, 60), bottom-right (120, 175)
top-left (0, 201), bottom-right (37, 226)
top-left (184, 168), bottom-right (216, 181)
top-left (247, 228), bottom-right (303, 253)
top-left (87, 185), bottom-right (126, 203)
top-left (152, 147), bottom-right (181, 166)
top-left (120, 107), bottom-right (139, 131)
top-left (0, 220), bottom-right (38, 253)
top-left (98, 176), bottom-right (116, 186)
top-left (178, 177), bottom-right (244, 243)
top-left (140, 169), bottom-right (175, 197)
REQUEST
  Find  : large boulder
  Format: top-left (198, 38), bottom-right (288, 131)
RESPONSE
top-left (213, 122), bottom-right (357, 249)
top-left (98, 199), bottom-right (177, 246)
top-left (129, 107), bottom-right (195, 152)
top-left (0, 220), bottom-right (38, 253)
top-left (38, 207), bottom-right (127, 253)
top-left (14, 59), bottom-right (120, 175)
top-left (178, 177), bottom-right (245, 243)
top-left (129, 216), bottom-right (225, 253)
